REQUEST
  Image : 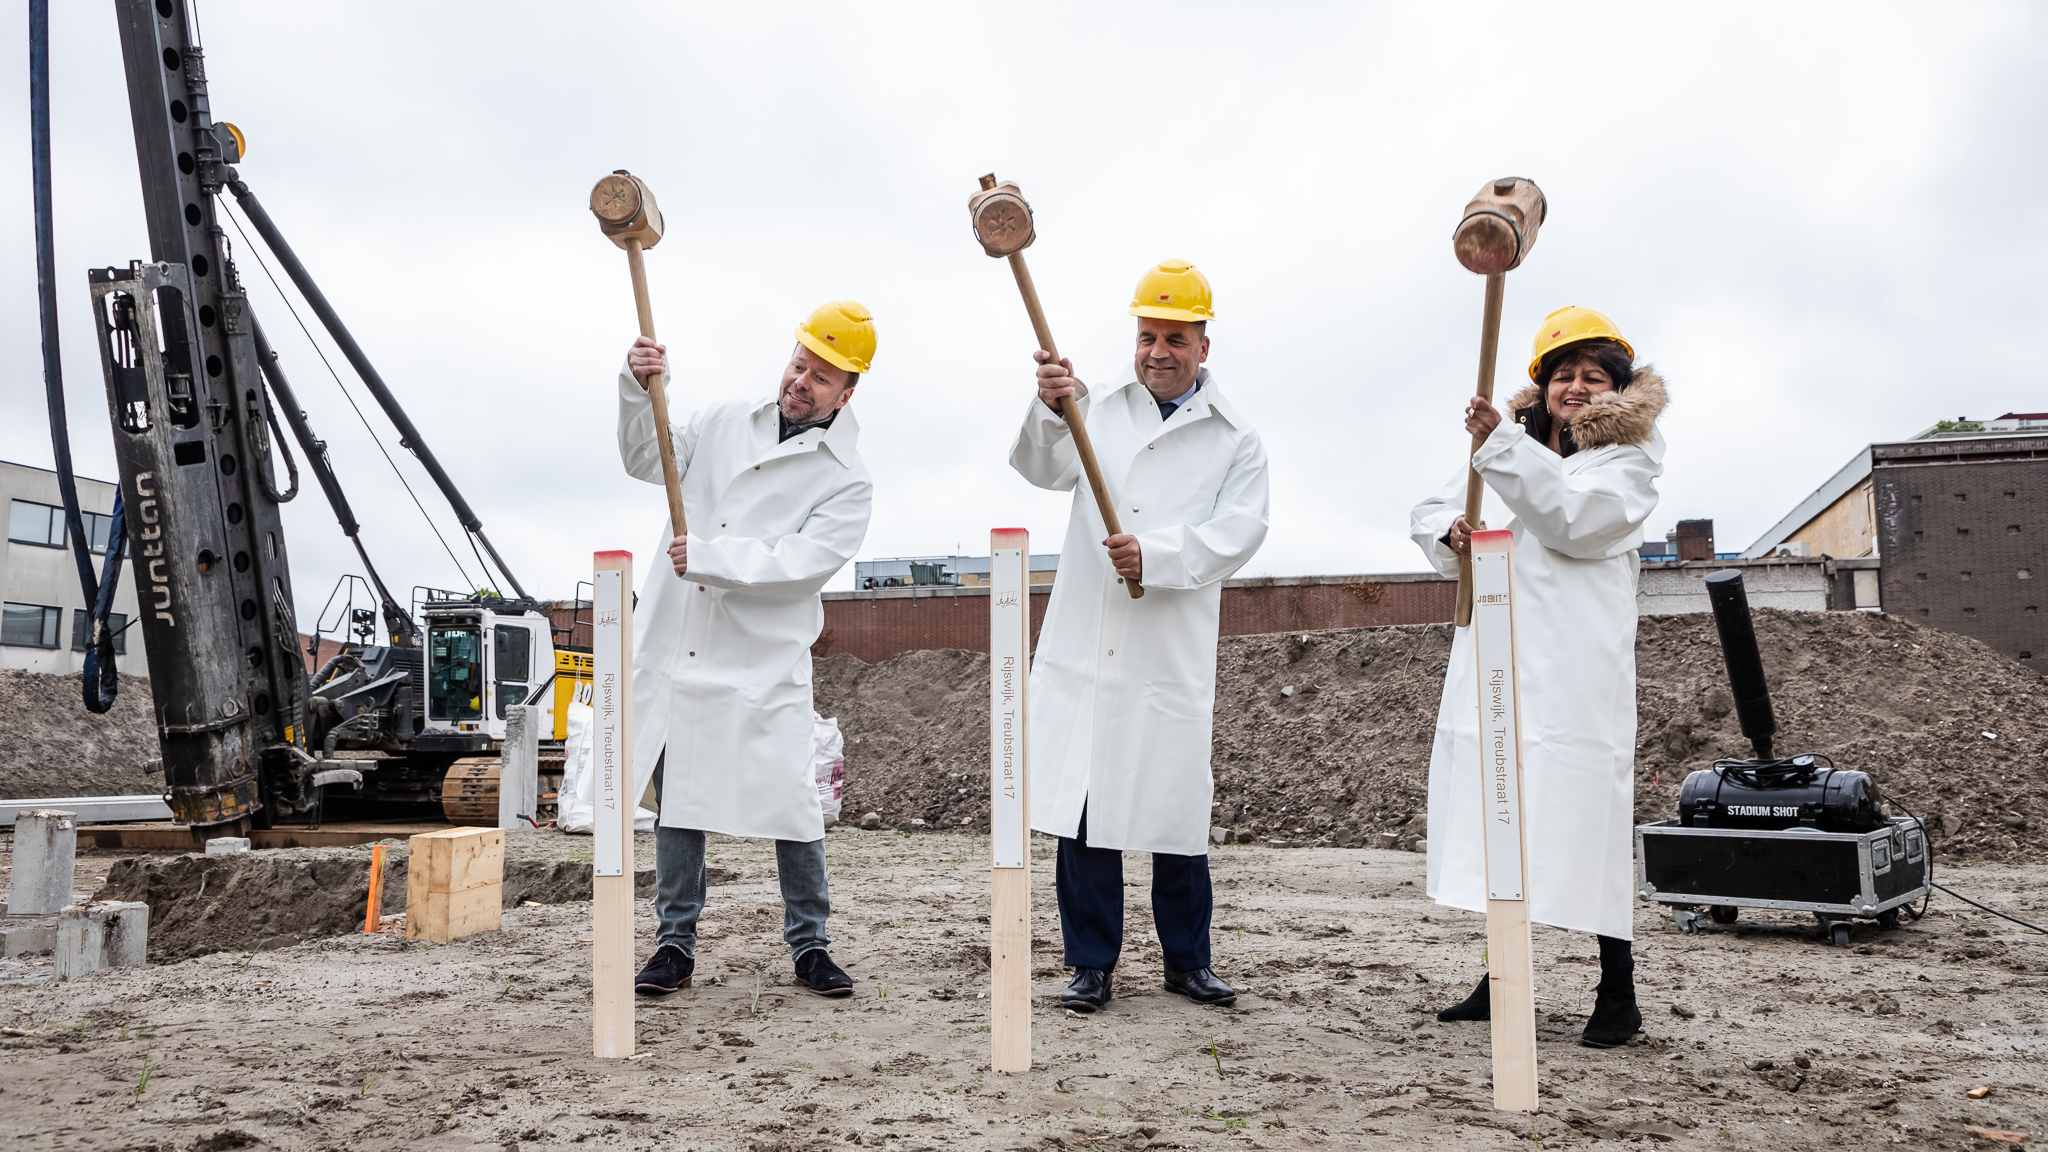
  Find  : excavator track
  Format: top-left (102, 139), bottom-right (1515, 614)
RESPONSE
top-left (439, 755), bottom-right (566, 826)
top-left (440, 758), bottom-right (502, 826)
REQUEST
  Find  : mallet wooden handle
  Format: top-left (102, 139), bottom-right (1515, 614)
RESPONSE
top-left (1005, 253), bottom-right (1144, 600)
top-left (1453, 271), bottom-right (1507, 628)
top-left (625, 238), bottom-right (688, 540)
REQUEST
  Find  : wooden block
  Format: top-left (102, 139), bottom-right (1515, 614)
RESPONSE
top-left (405, 882), bottom-right (502, 944)
top-left (411, 827), bottom-right (504, 894)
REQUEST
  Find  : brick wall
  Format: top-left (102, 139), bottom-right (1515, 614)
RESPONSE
top-left (815, 574), bottom-right (1455, 664)
top-left (1873, 435), bottom-right (2047, 673)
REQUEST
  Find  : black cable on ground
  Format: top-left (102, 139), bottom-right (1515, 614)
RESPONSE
top-left (1887, 793), bottom-right (2044, 933)
top-left (1931, 884), bottom-right (2048, 936)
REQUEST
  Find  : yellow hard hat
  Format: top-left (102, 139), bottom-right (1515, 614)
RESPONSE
top-left (1128, 260), bottom-right (1215, 323)
top-left (795, 301), bottom-right (876, 375)
top-left (1528, 305), bottom-right (1632, 379)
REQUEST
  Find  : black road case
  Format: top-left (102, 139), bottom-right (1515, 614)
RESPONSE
top-left (1635, 817), bottom-right (1929, 947)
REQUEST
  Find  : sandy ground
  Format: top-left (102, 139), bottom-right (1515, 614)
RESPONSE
top-left (2, 831), bottom-right (2044, 1151)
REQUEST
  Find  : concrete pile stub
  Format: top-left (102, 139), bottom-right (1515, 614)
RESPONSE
top-left (6, 809), bottom-right (77, 916)
top-left (204, 837), bottom-right (252, 855)
top-left (500, 705), bottom-right (540, 830)
top-left (56, 901), bottom-right (148, 978)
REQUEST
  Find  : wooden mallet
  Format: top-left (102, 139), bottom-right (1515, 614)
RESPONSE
top-left (969, 174), bottom-right (1143, 599)
top-left (591, 170), bottom-right (687, 539)
top-left (1450, 177), bottom-right (1547, 628)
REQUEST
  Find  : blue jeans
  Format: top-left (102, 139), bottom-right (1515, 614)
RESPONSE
top-left (651, 752), bottom-right (831, 962)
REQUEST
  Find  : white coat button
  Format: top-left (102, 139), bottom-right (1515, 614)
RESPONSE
top-left (698, 585), bottom-right (705, 591)
top-left (688, 651), bottom-right (696, 657)
top-left (1148, 444), bottom-right (1156, 449)
top-left (1107, 649), bottom-right (1115, 656)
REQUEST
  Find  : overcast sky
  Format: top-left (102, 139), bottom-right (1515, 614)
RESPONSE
top-left (4, 2), bottom-right (2044, 636)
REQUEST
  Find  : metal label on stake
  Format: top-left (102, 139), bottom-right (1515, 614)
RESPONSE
top-left (592, 567), bottom-right (625, 878)
top-left (989, 545), bottom-right (1028, 869)
top-left (1471, 546), bottom-right (1527, 901)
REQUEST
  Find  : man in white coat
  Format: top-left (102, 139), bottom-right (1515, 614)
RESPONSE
top-left (1011, 260), bottom-right (1270, 1013)
top-left (618, 301), bottom-right (876, 999)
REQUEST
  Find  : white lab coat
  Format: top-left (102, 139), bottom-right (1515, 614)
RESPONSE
top-left (1011, 369), bottom-right (1270, 857)
top-left (1410, 371), bottom-right (1667, 940)
top-left (617, 368), bottom-right (872, 843)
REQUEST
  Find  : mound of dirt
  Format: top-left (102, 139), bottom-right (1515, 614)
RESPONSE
top-left (0, 668), bottom-right (158, 798)
top-left (96, 843), bottom-right (659, 960)
top-left (816, 609), bottom-right (2048, 863)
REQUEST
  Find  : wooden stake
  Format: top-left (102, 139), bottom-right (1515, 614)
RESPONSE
top-left (592, 550), bottom-right (637, 1059)
top-left (362, 843), bottom-right (385, 933)
top-left (1454, 271), bottom-right (1507, 628)
top-left (1470, 528), bottom-right (1536, 1112)
top-left (988, 528), bottom-right (1032, 1073)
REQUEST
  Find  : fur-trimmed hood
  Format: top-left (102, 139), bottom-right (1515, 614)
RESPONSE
top-left (1508, 366), bottom-right (1667, 453)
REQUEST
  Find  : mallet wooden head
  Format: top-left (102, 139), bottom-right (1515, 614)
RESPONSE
top-left (1453, 177), bottom-right (1546, 275)
top-left (969, 173), bottom-right (1036, 258)
top-left (590, 170), bottom-right (664, 251)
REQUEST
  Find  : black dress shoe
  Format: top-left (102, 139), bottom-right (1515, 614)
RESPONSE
top-left (1163, 967), bottom-right (1237, 1006)
top-left (634, 944), bottom-right (693, 995)
top-left (1437, 974), bottom-right (1491, 1022)
top-left (1061, 968), bottom-right (1113, 1013)
top-left (794, 949), bottom-right (854, 997)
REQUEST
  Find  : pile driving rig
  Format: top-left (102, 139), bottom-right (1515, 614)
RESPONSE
top-left (36, 1), bottom-right (584, 837)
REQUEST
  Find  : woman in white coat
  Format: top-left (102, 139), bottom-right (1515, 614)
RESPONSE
top-left (1409, 306), bottom-right (1667, 1048)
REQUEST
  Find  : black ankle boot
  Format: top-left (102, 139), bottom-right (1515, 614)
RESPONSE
top-left (1580, 935), bottom-right (1641, 1048)
top-left (1437, 974), bottom-right (1491, 1022)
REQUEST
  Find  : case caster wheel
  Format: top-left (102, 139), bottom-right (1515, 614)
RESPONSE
top-left (1876, 909), bottom-right (1900, 931)
top-left (1830, 923), bottom-right (1852, 948)
top-left (1670, 907), bottom-right (1706, 935)
top-left (1709, 905), bottom-right (1739, 925)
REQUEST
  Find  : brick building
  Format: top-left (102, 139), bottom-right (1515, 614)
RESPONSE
top-left (814, 573), bottom-right (1455, 664)
top-left (1872, 431), bottom-right (2047, 672)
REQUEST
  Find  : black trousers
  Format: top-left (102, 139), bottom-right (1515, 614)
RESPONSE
top-left (1055, 806), bottom-right (1212, 972)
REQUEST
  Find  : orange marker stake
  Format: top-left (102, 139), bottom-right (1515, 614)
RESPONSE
top-left (364, 844), bottom-right (386, 933)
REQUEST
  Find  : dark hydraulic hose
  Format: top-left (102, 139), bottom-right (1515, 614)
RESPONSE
top-left (251, 316), bottom-right (418, 646)
top-left (34, 0), bottom-right (118, 713)
top-left (227, 178), bottom-right (529, 599)
top-left (31, 0), bottom-right (94, 605)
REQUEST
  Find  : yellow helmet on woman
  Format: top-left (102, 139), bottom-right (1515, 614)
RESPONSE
top-left (1528, 305), bottom-right (1632, 379)
top-left (796, 301), bottom-right (876, 375)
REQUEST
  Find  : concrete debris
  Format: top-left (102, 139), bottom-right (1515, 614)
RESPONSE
top-left (5, 810), bottom-right (76, 916)
top-left (55, 901), bottom-right (147, 978)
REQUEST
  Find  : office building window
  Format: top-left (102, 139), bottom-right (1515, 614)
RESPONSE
top-left (5, 500), bottom-right (122, 554)
top-left (71, 610), bottom-right (128, 655)
top-left (8, 500), bottom-right (64, 547)
top-left (1, 602), bottom-right (63, 648)
top-left (80, 510), bottom-right (123, 555)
